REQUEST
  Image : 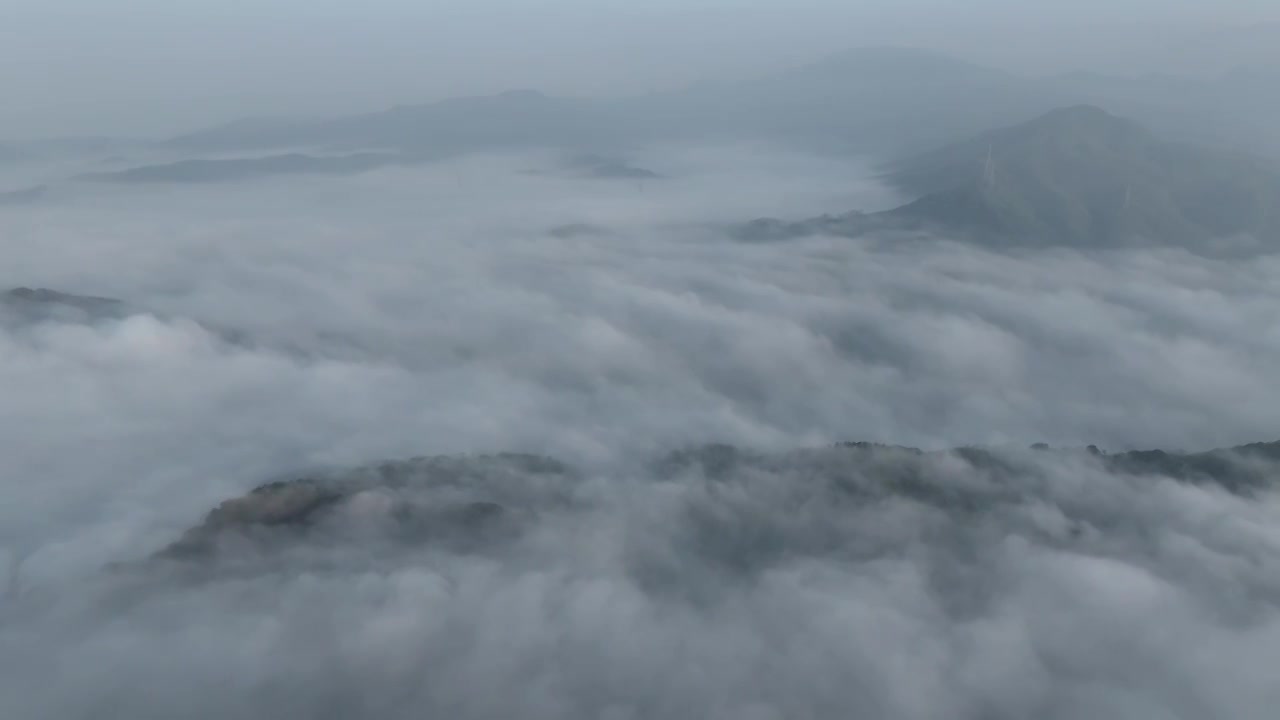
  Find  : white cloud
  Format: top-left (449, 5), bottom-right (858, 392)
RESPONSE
top-left (0, 145), bottom-right (1278, 718)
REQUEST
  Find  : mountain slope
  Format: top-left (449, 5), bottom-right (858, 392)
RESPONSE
top-left (745, 105), bottom-right (1280, 248)
top-left (888, 105), bottom-right (1280, 246)
top-left (11, 45), bottom-right (1280, 171)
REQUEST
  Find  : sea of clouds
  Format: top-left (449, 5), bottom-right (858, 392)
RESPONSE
top-left (1, 144), bottom-right (1278, 719)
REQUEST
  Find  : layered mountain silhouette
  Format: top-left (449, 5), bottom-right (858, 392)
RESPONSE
top-left (156, 46), bottom-right (1280, 162)
top-left (7, 43), bottom-right (1280, 178)
top-left (741, 105), bottom-right (1280, 248)
top-left (156, 49), bottom-right (1063, 160)
top-left (13, 46), bottom-right (1280, 196)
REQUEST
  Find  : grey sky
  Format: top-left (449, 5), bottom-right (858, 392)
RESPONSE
top-left (2, 0), bottom-right (1277, 139)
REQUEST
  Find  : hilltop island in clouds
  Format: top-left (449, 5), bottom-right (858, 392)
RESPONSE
top-left (740, 105), bottom-right (1280, 249)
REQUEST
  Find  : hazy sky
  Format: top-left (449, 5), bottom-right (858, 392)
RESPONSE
top-left (2, 0), bottom-right (1278, 138)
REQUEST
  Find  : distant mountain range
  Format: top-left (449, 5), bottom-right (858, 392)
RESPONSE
top-left (159, 47), bottom-right (1057, 158)
top-left (155, 46), bottom-right (1280, 159)
top-left (6, 45), bottom-right (1280, 207)
top-left (740, 105), bottom-right (1280, 249)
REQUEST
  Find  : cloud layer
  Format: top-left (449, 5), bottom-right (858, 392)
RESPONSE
top-left (1, 145), bottom-right (1278, 718)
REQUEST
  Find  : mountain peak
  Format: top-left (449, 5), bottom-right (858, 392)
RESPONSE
top-left (1026, 104), bottom-right (1137, 130)
top-left (882, 106), bottom-right (1280, 247)
top-left (758, 107), bottom-right (1280, 249)
top-left (1039, 103), bottom-right (1115, 120)
top-left (995, 105), bottom-right (1153, 149)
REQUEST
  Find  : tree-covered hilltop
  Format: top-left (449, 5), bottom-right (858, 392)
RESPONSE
top-left (146, 437), bottom-right (1280, 568)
